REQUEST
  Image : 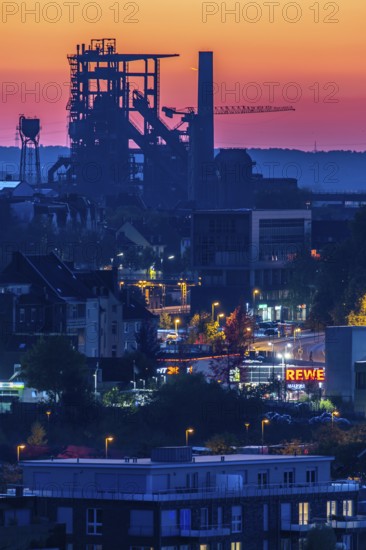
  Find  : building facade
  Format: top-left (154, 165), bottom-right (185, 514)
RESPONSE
top-left (21, 448), bottom-right (366, 549)
top-left (191, 209), bottom-right (311, 317)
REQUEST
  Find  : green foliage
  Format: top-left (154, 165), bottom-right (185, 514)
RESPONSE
top-left (319, 399), bottom-right (335, 412)
top-left (159, 312), bottom-right (172, 329)
top-left (187, 312), bottom-right (211, 344)
top-left (27, 421), bottom-right (48, 446)
top-left (305, 524), bottom-right (336, 549)
top-left (347, 294), bottom-right (366, 325)
top-left (21, 336), bottom-right (89, 403)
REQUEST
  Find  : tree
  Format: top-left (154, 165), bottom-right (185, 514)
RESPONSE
top-left (21, 336), bottom-right (89, 403)
top-left (159, 312), bottom-right (172, 329)
top-left (305, 524), bottom-right (336, 549)
top-left (347, 294), bottom-right (366, 325)
top-left (136, 319), bottom-right (160, 378)
top-left (224, 304), bottom-right (252, 354)
top-left (27, 422), bottom-right (48, 446)
top-left (187, 312), bottom-right (211, 344)
top-left (205, 433), bottom-right (237, 454)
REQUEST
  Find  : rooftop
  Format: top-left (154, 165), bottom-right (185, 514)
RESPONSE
top-left (22, 453), bottom-right (332, 468)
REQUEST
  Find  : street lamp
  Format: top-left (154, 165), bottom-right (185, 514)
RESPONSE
top-left (185, 428), bottom-right (194, 446)
top-left (217, 312), bottom-right (225, 324)
top-left (277, 353), bottom-right (291, 400)
top-left (261, 419), bottom-right (269, 448)
top-left (253, 289), bottom-right (260, 317)
top-left (105, 436), bottom-right (114, 459)
top-left (245, 422), bottom-right (250, 441)
top-left (46, 410), bottom-right (51, 425)
top-left (17, 444), bottom-right (25, 462)
top-left (331, 410), bottom-right (339, 428)
top-left (139, 378), bottom-right (146, 390)
top-left (174, 318), bottom-right (180, 335)
top-left (211, 302), bottom-right (219, 321)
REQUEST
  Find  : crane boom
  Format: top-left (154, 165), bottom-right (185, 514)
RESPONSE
top-left (214, 105), bottom-right (295, 115)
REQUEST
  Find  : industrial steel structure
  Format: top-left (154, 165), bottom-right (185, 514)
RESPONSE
top-left (48, 38), bottom-right (294, 208)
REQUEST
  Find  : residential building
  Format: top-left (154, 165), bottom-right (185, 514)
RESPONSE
top-left (21, 447), bottom-right (366, 549)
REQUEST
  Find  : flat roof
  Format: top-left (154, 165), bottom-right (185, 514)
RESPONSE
top-left (22, 454), bottom-right (333, 468)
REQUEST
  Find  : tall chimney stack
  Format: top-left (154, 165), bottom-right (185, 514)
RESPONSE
top-left (198, 51), bottom-right (214, 164)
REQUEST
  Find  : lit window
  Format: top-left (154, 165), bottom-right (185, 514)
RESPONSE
top-left (343, 500), bottom-right (353, 517)
top-left (231, 543), bottom-right (242, 550)
top-left (86, 508), bottom-right (102, 535)
top-left (299, 502), bottom-right (309, 525)
top-left (327, 501), bottom-right (337, 518)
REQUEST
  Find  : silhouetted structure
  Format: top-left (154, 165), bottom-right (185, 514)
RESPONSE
top-left (18, 115), bottom-right (41, 185)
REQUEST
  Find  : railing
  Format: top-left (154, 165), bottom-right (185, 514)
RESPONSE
top-left (26, 481), bottom-right (360, 502)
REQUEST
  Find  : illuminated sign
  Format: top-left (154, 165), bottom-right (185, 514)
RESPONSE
top-left (286, 368), bottom-right (325, 382)
top-left (156, 366), bottom-right (193, 375)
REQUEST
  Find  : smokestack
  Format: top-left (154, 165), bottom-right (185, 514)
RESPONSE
top-left (198, 51), bottom-right (214, 164)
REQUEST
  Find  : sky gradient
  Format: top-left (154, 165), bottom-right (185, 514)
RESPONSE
top-left (0, 1), bottom-right (364, 150)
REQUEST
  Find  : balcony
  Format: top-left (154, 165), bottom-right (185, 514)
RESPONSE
top-left (330, 517), bottom-right (366, 530)
top-left (180, 526), bottom-right (231, 537)
top-left (31, 481), bottom-right (361, 502)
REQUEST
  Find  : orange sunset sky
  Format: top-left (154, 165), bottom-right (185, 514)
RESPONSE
top-left (0, 0), bottom-right (364, 150)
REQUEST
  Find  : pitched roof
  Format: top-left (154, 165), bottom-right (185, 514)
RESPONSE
top-left (0, 252), bottom-right (93, 301)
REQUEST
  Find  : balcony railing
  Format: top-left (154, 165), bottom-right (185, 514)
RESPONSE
top-left (28, 481), bottom-right (360, 502)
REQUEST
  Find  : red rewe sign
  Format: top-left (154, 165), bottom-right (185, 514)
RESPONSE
top-left (286, 368), bottom-right (325, 382)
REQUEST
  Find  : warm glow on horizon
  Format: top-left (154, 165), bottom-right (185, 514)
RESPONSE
top-left (0, 0), bottom-right (364, 150)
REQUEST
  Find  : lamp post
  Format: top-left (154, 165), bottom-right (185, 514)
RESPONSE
top-left (331, 410), bottom-right (339, 428)
top-left (211, 302), bottom-right (219, 322)
top-left (261, 419), bottom-right (269, 449)
top-left (174, 318), bottom-right (180, 335)
top-left (217, 312), bottom-right (225, 324)
top-left (93, 367), bottom-right (98, 397)
top-left (185, 428), bottom-right (194, 446)
top-left (139, 378), bottom-right (146, 390)
top-left (46, 410), bottom-right (51, 426)
top-left (17, 444), bottom-right (25, 462)
top-left (277, 353), bottom-right (291, 400)
top-left (105, 436), bottom-right (114, 459)
top-left (245, 422), bottom-right (250, 442)
top-left (253, 289), bottom-right (260, 317)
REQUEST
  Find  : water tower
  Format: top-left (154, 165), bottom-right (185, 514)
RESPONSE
top-left (18, 115), bottom-right (41, 185)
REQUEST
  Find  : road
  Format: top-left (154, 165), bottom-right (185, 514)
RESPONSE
top-left (254, 332), bottom-right (325, 363)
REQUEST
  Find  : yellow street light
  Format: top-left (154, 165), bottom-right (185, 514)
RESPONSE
top-left (174, 318), bottom-right (180, 334)
top-left (211, 302), bottom-right (219, 321)
top-left (217, 312), bottom-right (225, 323)
top-left (46, 410), bottom-right (51, 424)
top-left (105, 436), bottom-right (114, 459)
top-left (17, 444), bottom-right (25, 462)
top-left (253, 289), bottom-right (260, 316)
top-left (261, 419), bottom-right (270, 447)
top-left (185, 428), bottom-right (194, 446)
top-left (245, 422), bottom-right (250, 435)
top-left (331, 410), bottom-right (339, 428)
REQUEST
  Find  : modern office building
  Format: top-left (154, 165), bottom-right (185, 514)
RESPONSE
top-left (21, 447), bottom-right (366, 549)
top-left (191, 208), bottom-right (311, 317)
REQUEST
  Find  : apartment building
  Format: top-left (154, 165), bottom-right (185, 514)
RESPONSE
top-left (21, 447), bottom-right (366, 549)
